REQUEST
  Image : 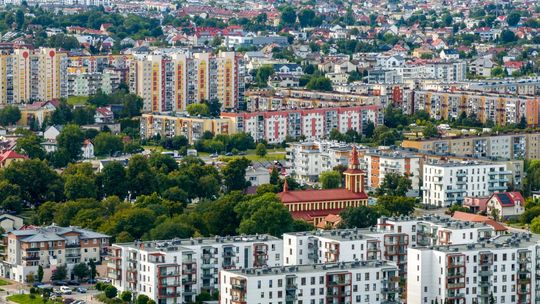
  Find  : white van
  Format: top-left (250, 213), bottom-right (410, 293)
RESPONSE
top-left (60, 286), bottom-right (72, 294)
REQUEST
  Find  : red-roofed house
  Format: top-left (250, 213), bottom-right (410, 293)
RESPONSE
top-left (504, 61), bottom-right (525, 74)
top-left (486, 192), bottom-right (525, 220)
top-left (316, 214), bottom-right (342, 229)
top-left (278, 147), bottom-right (368, 225)
top-left (0, 150), bottom-right (28, 168)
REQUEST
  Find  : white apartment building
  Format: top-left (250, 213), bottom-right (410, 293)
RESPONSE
top-left (220, 261), bottom-right (400, 304)
top-left (285, 141), bottom-right (353, 183)
top-left (422, 161), bottom-right (510, 207)
top-left (1, 225), bottom-right (110, 283)
top-left (408, 233), bottom-right (540, 304)
top-left (107, 235), bottom-right (282, 304)
top-left (364, 150), bottom-right (421, 193)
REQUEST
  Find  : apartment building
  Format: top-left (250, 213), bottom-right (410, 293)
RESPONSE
top-left (67, 70), bottom-right (121, 96)
top-left (0, 225), bottom-right (110, 283)
top-left (408, 233), bottom-right (540, 304)
top-left (221, 105), bottom-right (383, 144)
top-left (245, 88), bottom-right (388, 111)
top-left (139, 113), bottom-right (235, 144)
top-left (402, 132), bottom-right (540, 160)
top-left (220, 261), bottom-right (400, 304)
top-left (422, 161), bottom-right (510, 207)
top-left (129, 51), bottom-right (244, 112)
top-left (404, 90), bottom-right (540, 126)
top-left (285, 140), bottom-right (353, 182)
top-left (107, 235), bottom-right (282, 304)
top-left (0, 48), bottom-right (68, 104)
top-left (364, 150), bottom-right (421, 192)
top-left (283, 229), bottom-right (408, 277)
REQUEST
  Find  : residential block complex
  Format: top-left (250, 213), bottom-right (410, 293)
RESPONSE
top-left (0, 225), bottom-right (110, 283)
top-left (107, 234), bottom-right (282, 304)
top-left (220, 261), bottom-right (400, 304)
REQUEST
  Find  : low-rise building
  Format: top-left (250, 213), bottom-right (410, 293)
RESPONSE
top-left (220, 261), bottom-right (401, 304)
top-left (486, 192), bottom-right (525, 221)
top-left (1, 225), bottom-right (110, 283)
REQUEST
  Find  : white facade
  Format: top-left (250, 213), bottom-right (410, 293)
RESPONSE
top-left (285, 141), bottom-right (353, 183)
top-left (422, 162), bottom-right (510, 207)
top-left (407, 233), bottom-right (540, 304)
top-left (108, 235), bottom-right (282, 304)
top-left (220, 261), bottom-right (400, 304)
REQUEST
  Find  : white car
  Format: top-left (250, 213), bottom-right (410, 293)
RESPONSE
top-left (96, 277), bottom-right (111, 283)
top-left (59, 286), bottom-right (72, 295)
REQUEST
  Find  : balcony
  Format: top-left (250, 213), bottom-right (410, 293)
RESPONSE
top-left (22, 256), bottom-right (39, 261)
top-left (65, 243), bottom-right (81, 248)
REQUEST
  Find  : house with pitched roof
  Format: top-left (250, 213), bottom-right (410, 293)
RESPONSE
top-left (0, 150), bottom-right (28, 168)
top-left (278, 147), bottom-right (368, 226)
top-left (486, 192), bottom-right (525, 220)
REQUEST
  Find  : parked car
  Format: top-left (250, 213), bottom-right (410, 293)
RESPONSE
top-left (67, 280), bottom-right (80, 286)
top-left (75, 287), bottom-right (87, 293)
top-left (210, 153), bottom-right (219, 158)
top-left (86, 279), bottom-right (96, 284)
top-left (53, 281), bottom-right (68, 286)
top-left (60, 286), bottom-right (72, 295)
top-left (96, 277), bottom-right (111, 283)
top-left (33, 282), bottom-right (44, 287)
top-left (238, 151), bottom-right (246, 155)
top-left (62, 298), bottom-right (75, 304)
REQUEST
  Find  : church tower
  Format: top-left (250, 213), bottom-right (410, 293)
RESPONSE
top-left (344, 146), bottom-right (365, 194)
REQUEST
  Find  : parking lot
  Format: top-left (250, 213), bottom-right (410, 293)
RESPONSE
top-left (0, 280), bottom-right (103, 304)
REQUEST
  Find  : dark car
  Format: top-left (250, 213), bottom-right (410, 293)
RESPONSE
top-left (53, 281), bottom-right (67, 286)
top-left (62, 298), bottom-right (75, 304)
top-left (86, 279), bottom-right (96, 284)
top-left (67, 280), bottom-right (80, 286)
top-left (76, 287), bottom-right (87, 293)
top-left (32, 282), bottom-right (44, 288)
top-left (225, 152), bottom-right (233, 156)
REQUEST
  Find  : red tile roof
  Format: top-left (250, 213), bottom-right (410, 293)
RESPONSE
top-left (452, 211), bottom-right (508, 231)
top-left (291, 208), bottom-right (346, 221)
top-left (278, 189), bottom-right (368, 204)
top-left (0, 150), bottom-right (28, 162)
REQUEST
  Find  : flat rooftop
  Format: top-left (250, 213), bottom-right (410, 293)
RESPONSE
top-left (418, 232), bottom-right (539, 253)
top-left (114, 234), bottom-right (280, 252)
top-left (223, 260), bottom-right (397, 277)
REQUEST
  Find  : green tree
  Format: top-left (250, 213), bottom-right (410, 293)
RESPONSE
top-left (51, 265), bottom-right (67, 281)
top-left (100, 207), bottom-right (156, 241)
top-left (89, 259), bottom-right (97, 280)
top-left (186, 103), bottom-right (210, 116)
top-left (236, 193), bottom-right (295, 236)
top-left (364, 121), bottom-right (375, 138)
top-left (98, 161), bottom-right (128, 199)
top-left (120, 291), bottom-right (132, 303)
top-left (507, 12), bottom-right (521, 26)
top-left (255, 143), bottom-right (267, 157)
top-left (2, 159), bottom-right (64, 205)
top-left (255, 65), bottom-right (274, 87)
top-left (126, 155), bottom-right (158, 197)
top-left (94, 132), bottom-right (123, 156)
top-left (37, 265), bottom-right (44, 282)
top-left (423, 122), bottom-right (439, 138)
top-left (306, 76), bottom-right (333, 91)
top-left (104, 285), bottom-right (118, 299)
top-left (145, 217), bottom-right (195, 240)
top-left (376, 173), bottom-right (412, 196)
top-left (64, 174), bottom-right (97, 200)
top-left (136, 295), bottom-right (150, 304)
top-left (0, 105), bottom-right (21, 126)
top-left (15, 133), bottom-right (45, 159)
top-left (298, 9), bottom-right (316, 27)
top-left (72, 263), bottom-right (89, 281)
top-left (280, 6), bottom-right (297, 26)
top-left (500, 30), bottom-right (517, 43)
top-left (57, 124), bottom-right (85, 161)
top-left (339, 206), bottom-right (380, 228)
top-left (377, 196), bottom-right (416, 216)
top-left (148, 153), bottom-right (178, 173)
top-left (222, 157), bottom-right (251, 191)
top-left (320, 170), bottom-right (341, 189)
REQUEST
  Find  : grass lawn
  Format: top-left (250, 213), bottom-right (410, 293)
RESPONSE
top-left (7, 294), bottom-right (56, 304)
top-left (66, 96), bottom-right (89, 106)
top-left (0, 278), bottom-right (12, 285)
top-left (218, 149), bottom-right (286, 162)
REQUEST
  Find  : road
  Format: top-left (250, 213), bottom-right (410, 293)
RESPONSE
top-left (0, 280), bottom-right (101, 304)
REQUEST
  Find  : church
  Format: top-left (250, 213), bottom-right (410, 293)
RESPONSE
top-left (278, 146), bottom-right (369, 226)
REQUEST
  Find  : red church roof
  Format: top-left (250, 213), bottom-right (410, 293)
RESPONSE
top-left (278, 188), bottom-right (368, 204)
